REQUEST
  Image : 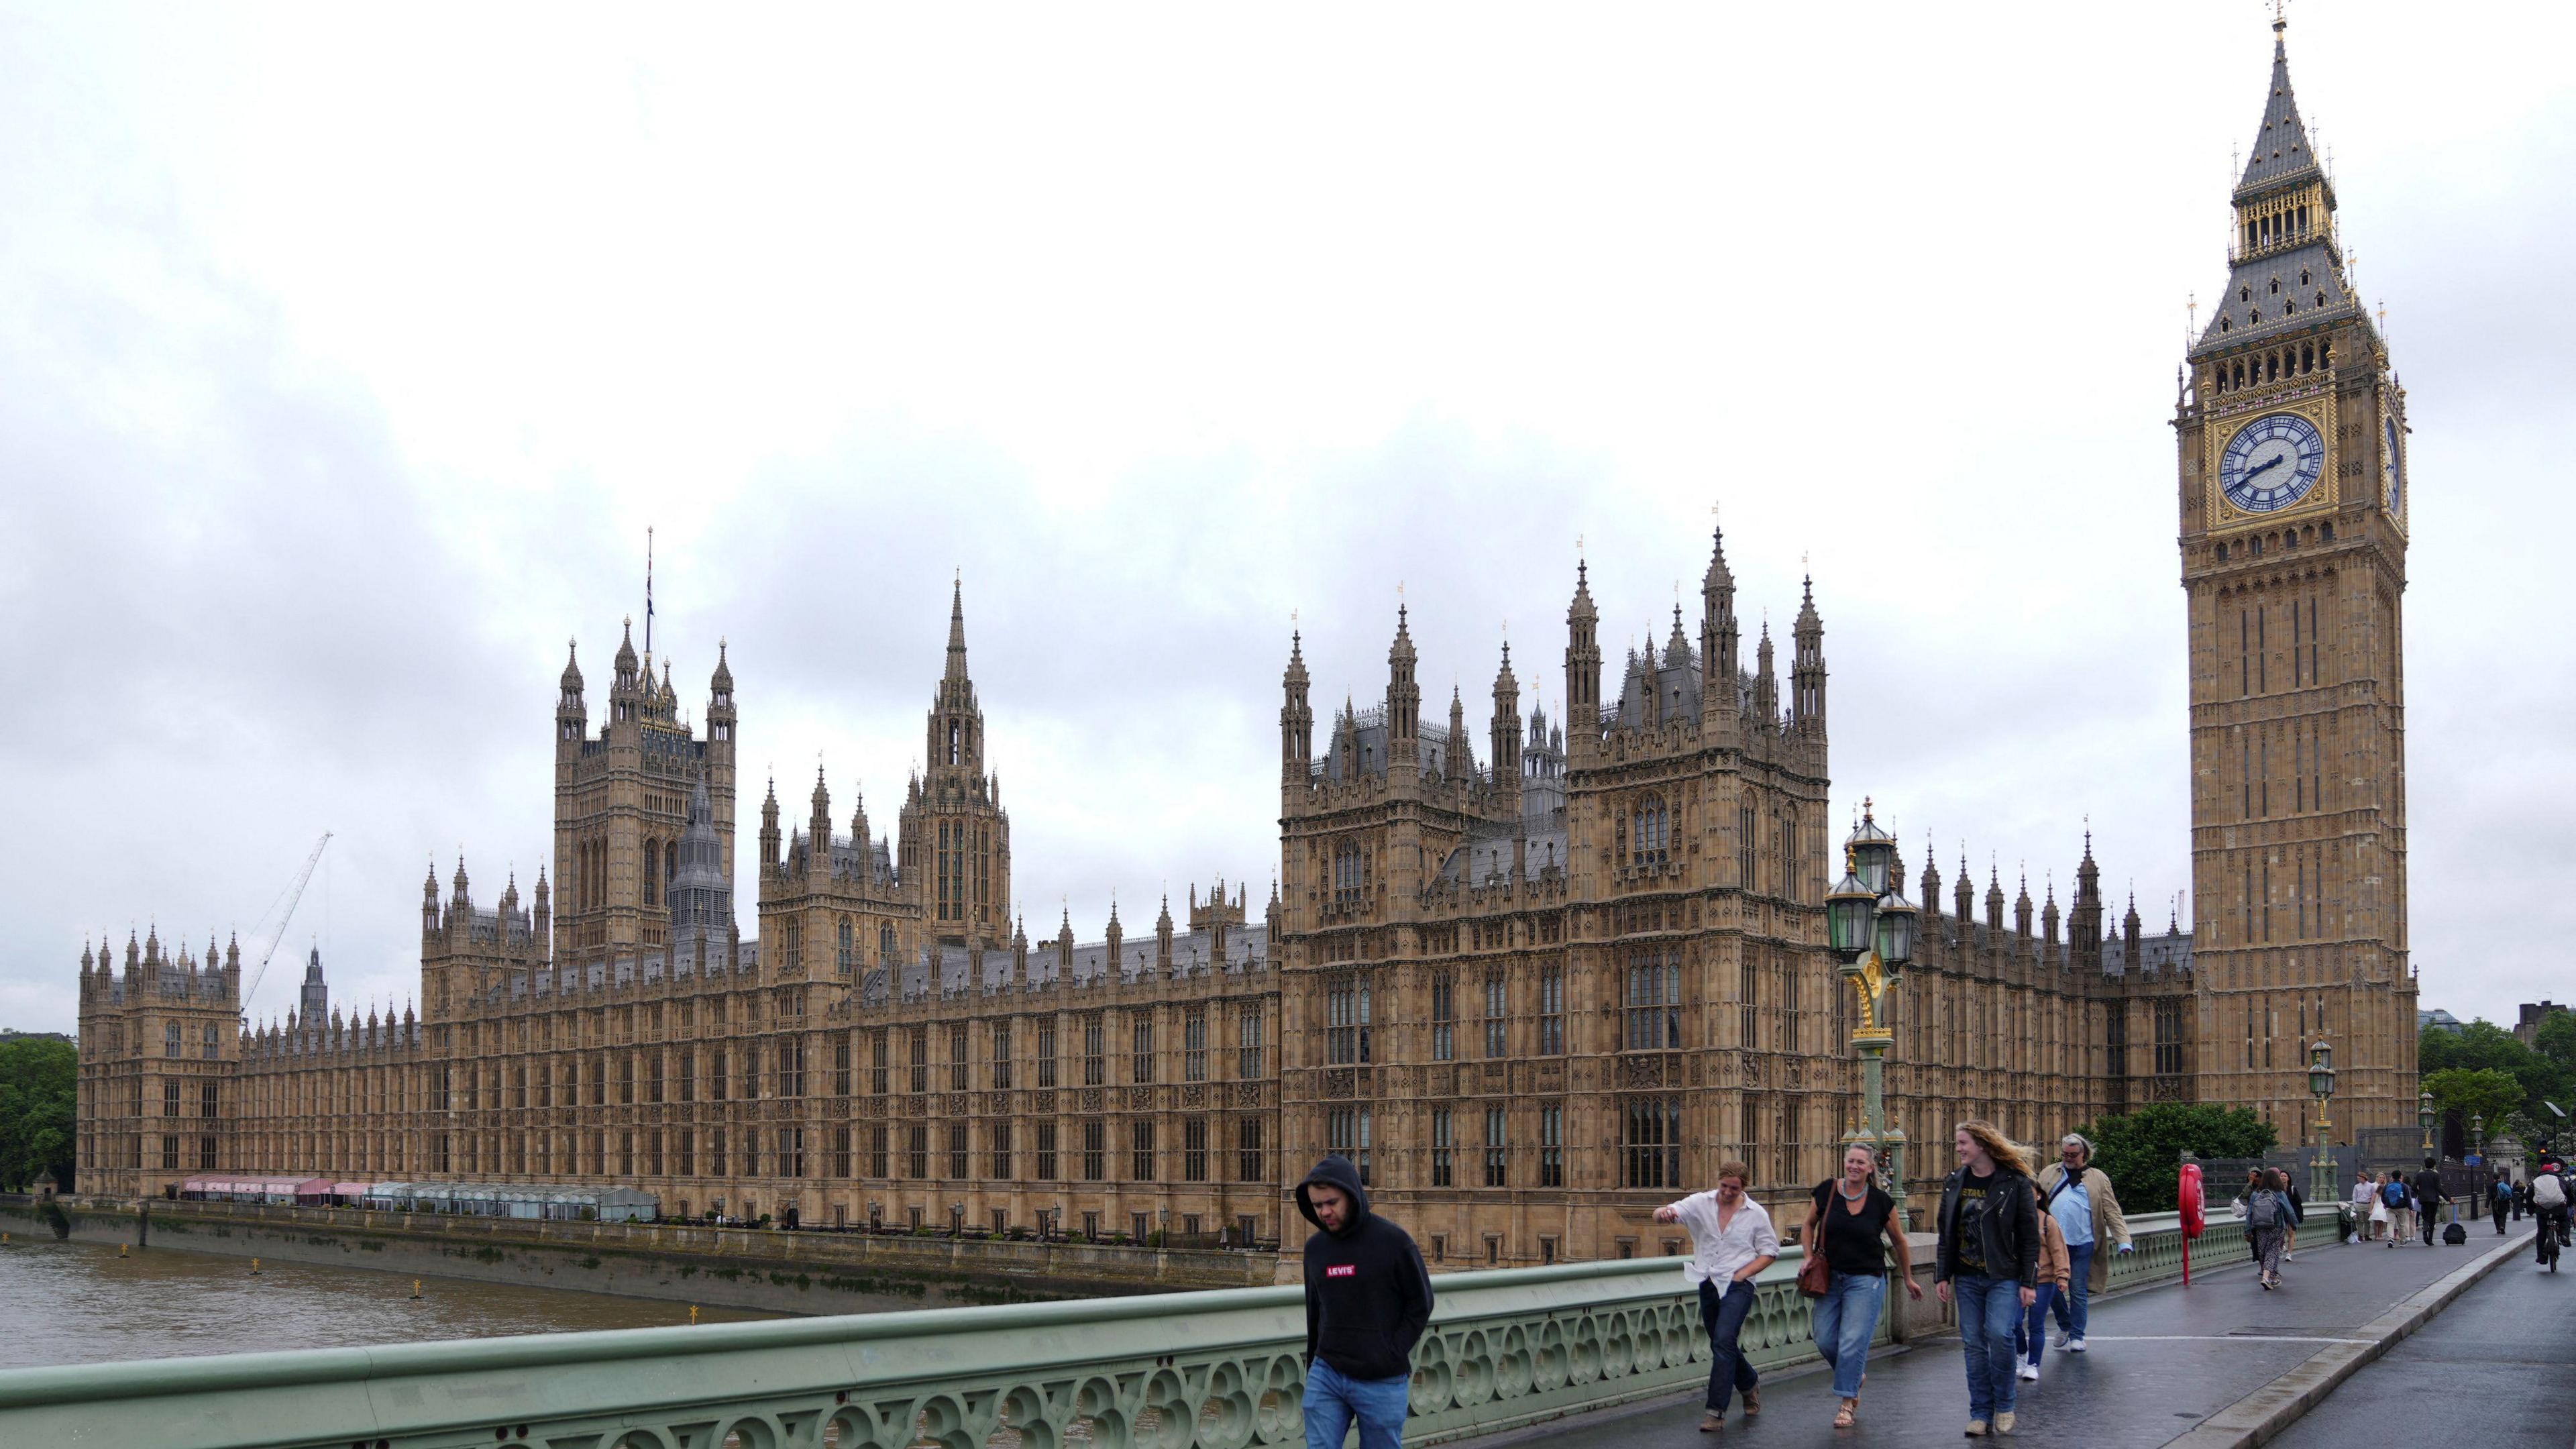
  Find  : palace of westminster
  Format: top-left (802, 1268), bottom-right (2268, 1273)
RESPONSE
top-left (74, 24), bottom-right (2418, 1264)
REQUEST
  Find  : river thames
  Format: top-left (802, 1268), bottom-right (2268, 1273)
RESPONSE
top-left (0, 1237), bottom-right (788, 1369)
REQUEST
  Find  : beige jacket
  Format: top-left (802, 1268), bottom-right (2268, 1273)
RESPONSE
top-left (2035, 1210), bottom-right (2072, 1292)
top-left (2035, 1162), bottom-right (2132, 1294)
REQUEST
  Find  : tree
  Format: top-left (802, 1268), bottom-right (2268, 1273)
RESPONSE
top-left (2426, 1067), bottom-right (2526, 1146)
top-left (2073, 1104), bottom-right (2277, 1214)
top-left (0, 1036), bottom-right (76, 1192)
top-left (2418, 1020), bottom-right (2572, 1123)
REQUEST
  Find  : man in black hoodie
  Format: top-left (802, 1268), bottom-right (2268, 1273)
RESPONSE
top-left (1297, 1156), bottom-right (1434, 1449)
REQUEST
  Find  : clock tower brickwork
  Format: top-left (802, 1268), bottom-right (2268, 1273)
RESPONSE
top-left (2176, 17), bottom-right (2415, 1138)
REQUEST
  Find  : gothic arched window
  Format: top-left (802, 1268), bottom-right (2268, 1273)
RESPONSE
top-left (643, 841), bottom-right (659, 907)
top-left (1632, 797), bottom-right (1669, 869)
top-left (1333, 841), bottom-right (1363, 905)
top-left (837, 919), bottom-right (855, 977)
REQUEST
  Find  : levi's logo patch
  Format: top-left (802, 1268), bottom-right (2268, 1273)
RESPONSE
top-left (1326, 1264), bottom-right (1357, 1278)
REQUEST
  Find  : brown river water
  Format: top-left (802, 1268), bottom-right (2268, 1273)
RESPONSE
top-left (0, 1236), bottom-right (793, 1370)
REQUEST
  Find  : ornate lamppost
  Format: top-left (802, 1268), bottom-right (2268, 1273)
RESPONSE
top-left (1827, 801), bottom-right (1919, 1201)
top-left (2419, 1090), bottom-right (2436, 1159)
top-left (2306, 1038), bottom-right (2336, 1205)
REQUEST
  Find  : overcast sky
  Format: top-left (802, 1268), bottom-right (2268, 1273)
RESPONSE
top-left (3, 3), bottom-right (2569, 1036)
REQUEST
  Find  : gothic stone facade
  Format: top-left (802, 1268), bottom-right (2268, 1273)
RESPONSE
top-left (75, 25), bottom-right (2410, 1256)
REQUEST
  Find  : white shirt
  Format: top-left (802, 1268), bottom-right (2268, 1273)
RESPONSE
top-left (2351, 1179), bottom-right (2377, 1210)
top-left (1666, 1189), bottom-right (1780, 1288)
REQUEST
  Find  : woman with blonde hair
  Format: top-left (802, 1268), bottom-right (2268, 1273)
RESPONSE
top-left (1803, 1142), bottom-right (1921, 1428)
top-left (1935, 1121), bottom-right (2039, 1437)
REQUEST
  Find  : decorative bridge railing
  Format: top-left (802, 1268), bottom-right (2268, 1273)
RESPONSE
top-left (0, 1213), bottom-right (2188, 1448)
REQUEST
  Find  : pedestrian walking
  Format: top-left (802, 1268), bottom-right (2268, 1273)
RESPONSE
top-left (2491, 1170), bottom-right (2514, 1236)
top-left (1656, 1159), bottom-right (1779, 1433)
top-left (1801, 1144), bottom-right (1921, 1429)
top-left (2015, 1199), bottom-right (2070, 1383)
top-left (2239, 1167), bottom-right (2267, 1265)
top-left (2412, 1159), bottom-right (2448, 1247)
top-left (1295, 1157), bottom-right (1434, 1449)
top-left (1935, 1120), bottom-right (2039, 1438)
top-left (2349, 1169), bottom-right (2379, 1242)
top-left (2381, 1171), bottom-right (2412, 1246)
top-left (2034, 1133), bottom-right (2133, 1353)
top-left (2284, 1175), bottom-right (2305, 1260)
top-left (2512, 1175), bottom-right (2529, 1221)
top-left (2239, 1169), bottom-right (2292, 1289)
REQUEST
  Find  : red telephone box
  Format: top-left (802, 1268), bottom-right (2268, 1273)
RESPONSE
top-left (2178, 1162), bottom-right (2206, 1285)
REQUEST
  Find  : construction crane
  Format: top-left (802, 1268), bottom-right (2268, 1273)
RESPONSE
top-left (241, 832), bottom-right (333, 1010)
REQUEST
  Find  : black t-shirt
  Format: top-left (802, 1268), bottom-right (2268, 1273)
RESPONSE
top-left (1954, 1167), bottom-right (1996, 1275)
top-left (1810, 1179), bottom-right (1895, 1277)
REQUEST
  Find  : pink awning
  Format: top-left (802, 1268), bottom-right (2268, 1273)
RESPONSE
top-left (289, 1177), bottom-right (336, 1194)
top-left (331, 1182), bottom-right (372, 1197)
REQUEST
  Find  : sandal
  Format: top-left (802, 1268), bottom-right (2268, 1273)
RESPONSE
top-left (1835, 1400), bottom-right (1858, 1428)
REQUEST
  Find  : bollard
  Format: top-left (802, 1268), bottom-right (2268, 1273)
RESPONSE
top-left (119, 1243), bottom-right (129, 1257)
top-left (252, 1258), bottom-right (261, 1275)
top-left (411, 1279), bottom-right (423, 1299)
top-left (690, 1305), bottom-right (700, 1325)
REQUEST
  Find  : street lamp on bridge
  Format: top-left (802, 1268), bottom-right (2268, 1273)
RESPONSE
top-left (2306, 1038), bottom-right (2336, 1203)
top-left (2418, 1089), bottom-right (2436, 1159)
top-left (1827, 800), bottom-right (1918, 1202)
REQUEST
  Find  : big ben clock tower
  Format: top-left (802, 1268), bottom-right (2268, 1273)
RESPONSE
top-left (2179, 15), bottom-right (2414, 1136)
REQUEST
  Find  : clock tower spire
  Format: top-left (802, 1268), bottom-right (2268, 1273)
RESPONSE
top-left (2176, 13), bottom-right (2413, 1136)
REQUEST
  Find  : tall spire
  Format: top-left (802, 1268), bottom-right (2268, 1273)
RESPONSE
top-left (945, 574), bottom-right (969, 682)
top-left (2235, 14), bottom-right (2316, 197)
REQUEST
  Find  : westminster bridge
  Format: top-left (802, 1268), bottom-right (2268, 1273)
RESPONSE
top-left (0, 1212), bottom-right (2551, 1449)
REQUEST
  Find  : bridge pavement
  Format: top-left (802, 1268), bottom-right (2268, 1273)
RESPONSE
top-left (2261, 1223), bottom-right (2576, 1449)
top-left (1481, 1222), bottom-right (2531, 1449)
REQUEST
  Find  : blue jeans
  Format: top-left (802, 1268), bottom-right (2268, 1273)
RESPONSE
top-left (1810, 1271), bottom-right (1884, 1398)
top-left (1953, 1275), bottom-right (2022, 1420)
top-left (2019, 1283), bottom-right (2056, 1366)
top-left (2050, 1242), bottom-right (2094, 1338)
top-left (1697, 1278), bottom-right (1760, 1413)
top-left (1303, 1358), bottom-right (1409, 1449)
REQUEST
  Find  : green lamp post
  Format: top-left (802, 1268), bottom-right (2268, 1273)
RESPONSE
top-left (1829, 800), bottom-right (1917, 1200)
top-left (2419, 1089), bottom-right (2436, 1159)
top-left (2306, 1038), bottom-right (2336, 1203)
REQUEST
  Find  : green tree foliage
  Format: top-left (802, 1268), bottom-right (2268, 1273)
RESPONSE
top-left (2424, 1067), bottom-right (2525, 1140)
top-left (2073, 1104), bottom-right (2277, 1213)
top-left (0, 1036), bottom-right (76, 1192)
top-left (2419, 1020), bottom-right (2574, 1124)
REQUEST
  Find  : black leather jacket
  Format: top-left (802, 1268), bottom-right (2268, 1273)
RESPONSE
top-left (1935, 1165), bottom-right (2040, 1288)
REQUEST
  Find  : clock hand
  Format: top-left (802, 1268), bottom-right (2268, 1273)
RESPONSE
top-left (2242, 453), bottom-right (2288, 482)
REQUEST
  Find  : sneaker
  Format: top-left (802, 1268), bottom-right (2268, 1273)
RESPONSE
top-left (2066, 1337), bottom-right (2087, 1353)
top-left (2051, 1330), bottom-right (2072, 1348)
top-left (1965, 1420), bottom-right (1989, 1438)
top-left (2018, 1362), bottom-right (2040, 1381)
top-left (1996, 1412), bottom-right (2018, 1436)
top-left (1699, 1411), bottom-right (1725, 1433)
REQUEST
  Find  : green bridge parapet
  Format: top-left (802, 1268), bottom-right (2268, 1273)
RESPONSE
top-left (0, 1213), bottom-right (2196, 1448)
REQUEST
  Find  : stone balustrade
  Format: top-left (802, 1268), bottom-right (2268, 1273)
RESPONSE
top-left (0, 1212), bottom-right (2192, 1448)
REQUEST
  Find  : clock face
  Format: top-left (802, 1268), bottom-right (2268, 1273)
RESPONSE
top-left (2382, 414), bottom-right (2404, 515)
top-left (2218, 413), bottom-right (2326, 515)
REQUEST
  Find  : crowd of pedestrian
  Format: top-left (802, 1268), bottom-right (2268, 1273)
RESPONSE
top-left (1291, 1134), bottom-right (2567, 1449)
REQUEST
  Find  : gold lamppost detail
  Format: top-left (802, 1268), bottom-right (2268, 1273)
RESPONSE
top-left (1827, 800), bottom-right (1918, 1200)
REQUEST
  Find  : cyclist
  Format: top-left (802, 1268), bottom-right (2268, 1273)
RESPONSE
top-left (2531, 1159), bottom-right (2569, 1266)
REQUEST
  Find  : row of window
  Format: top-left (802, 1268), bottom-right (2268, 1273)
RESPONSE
top-left (1333, 1095), bottom-right (1681, 1191)
top-left (392, 1117), bottom-right (1270, 1185)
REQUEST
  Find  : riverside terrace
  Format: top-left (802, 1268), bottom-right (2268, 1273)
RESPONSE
top-left (0, 1216), bottom-right (2210, 1448)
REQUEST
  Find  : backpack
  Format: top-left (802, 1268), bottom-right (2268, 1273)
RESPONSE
top-left (2535, 1173), bottom-right (2568, 1210)
top-left (2381, 1180), bottom-right (2408, 1208)
top-left (2245, 1189), bottom-right (2282, 1228)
